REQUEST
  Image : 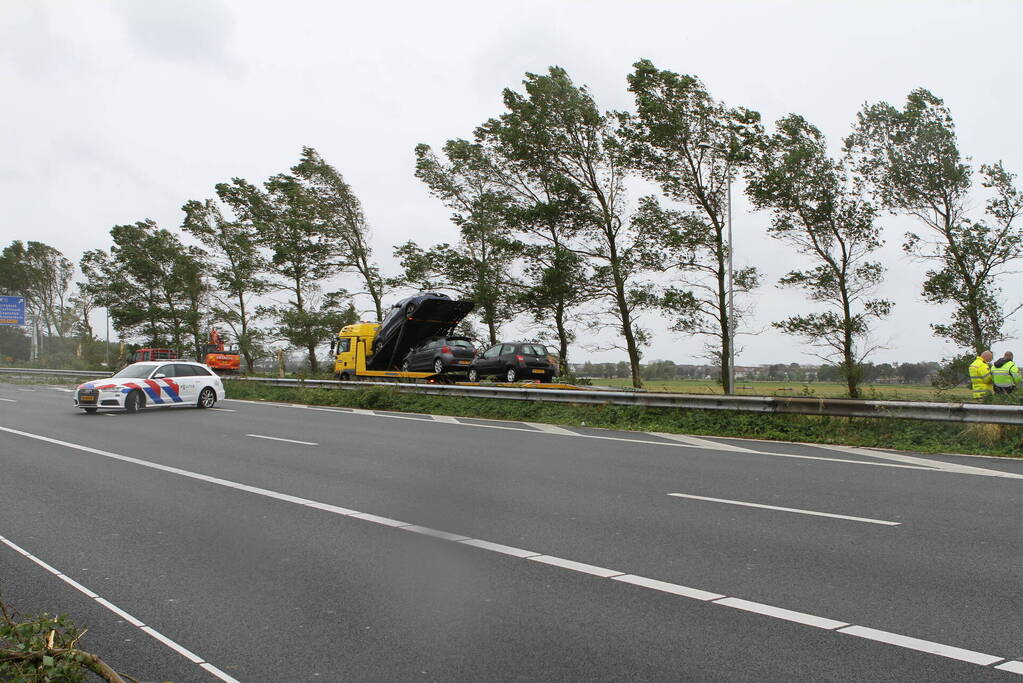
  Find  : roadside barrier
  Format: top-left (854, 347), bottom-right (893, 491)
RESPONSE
top-left (5, 368), bottom-right (1022, 426)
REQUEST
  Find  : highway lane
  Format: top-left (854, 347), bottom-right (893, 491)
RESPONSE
top-left (1, 382), bottom-right (1022, 679)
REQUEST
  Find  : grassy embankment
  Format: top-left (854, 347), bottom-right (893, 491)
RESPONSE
top-left (595, 378), bottom-right (974, 402)
top-left (222, 380), bottom-right (1023, 458)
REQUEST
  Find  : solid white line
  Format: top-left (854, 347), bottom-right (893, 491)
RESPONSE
top-left (837, 625), bottom-right (1003, 666)
top-left (529, 555), bottom-right (624, 578)
top-left (4, 425), bottom-right (1017, 675)
top-left (526, 422), bottom-right (578, 435)
top-left (0, 397), bottom-right (15, 402)
top-left (0, 534), bottom-right (234, 681)
top-left (432, 414), bottom-right (460, 423)
top-left (668, 493), bottom-right (900, 526)
top-left (612, 574), bottom-right (725, 601)
top-left (997, 661), bottom-right (1023, 674)
top-left (714, 597), bottom-right (849, 630)
top-left (209, 408), bottom-right (236, 412)
top-left (401, 525), bottom-right (472, 542)
top-left (458, 538), bottom-right (541, 558)
top-left (245, 434), bottom-right (318, 446)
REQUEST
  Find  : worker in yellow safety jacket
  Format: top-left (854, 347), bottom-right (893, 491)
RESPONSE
top-left (969, 350), bottom-right (994, 400)
top-left (991, 351), bottom-right (1022, 394)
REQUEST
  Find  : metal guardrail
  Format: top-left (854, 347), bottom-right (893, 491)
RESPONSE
top-left (4, 368), bottom-right (1022, 426)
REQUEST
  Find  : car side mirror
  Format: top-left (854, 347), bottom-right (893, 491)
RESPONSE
top-left (154, 373), bottom-right (166, 379)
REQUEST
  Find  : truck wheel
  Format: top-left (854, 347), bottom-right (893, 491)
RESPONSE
top-left (124, 389), bottom-right (144, 414)
top-left (433, 359), bottom-right (444, 374)
top-left (506, 367), bottom-right (517, 382)
top-left (468, 368), bottom-right (479, 382)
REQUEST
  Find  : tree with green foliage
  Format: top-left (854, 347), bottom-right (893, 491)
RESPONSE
top-left (0, 240), bottom-right (75, 343)
top-left (399, 141), bottom-right (520, 345)
top-left (79, 220), bottom-right (208, 355)
top-left (621, 59), bottom-right (763, 393)
top-left (182, 196), bottom-right (269, 372)
top-left (291, 146), bottom-right (387, 321)
top-left (746, 114), bottom-right (892, 398)
top-left (491, 66), bottom-right (653, 387)
top-left (217, 162), bottom-right (351, 373)
top-left (846, 88), bottom-right (1023, 354)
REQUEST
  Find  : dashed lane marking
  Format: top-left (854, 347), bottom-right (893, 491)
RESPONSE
top-left (653, 432), bottom-right (758, 452)
top-left (245, 434), bottom-right (318, 446)
top-left (209, 408), bottom-right (236, 412)
top-left (1, 424), bottom-right (1018, 676)
top-left (0, 534), bottom-right (239, 682)
top-left (526, 422), bottom-right (578, 435)
top-left (0, 398), bottom-right (16, 402)
top-left (668, 493), bottom-right (901, 526)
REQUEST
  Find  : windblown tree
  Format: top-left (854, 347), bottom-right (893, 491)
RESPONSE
top-left (491, 66), bottom-right (653, 387)
top-left (291, 147), bottom-right (387, 321)
top-left (80, 220), bottom-right (208, 353)
top-left (0, 241), bottom-right (75, 340)
top-left (746, 114), bottom-right (893, 398)
top-left (217, 167), bottom-right (351, 374)
top-left (621, 59), bottom-right (762, 392)
top-left (397, 141), bottom-right (520, 345)
top-left (846, 88), bottom-right (1023, 353)
top-left (182, 196), bottom-right (269, 372)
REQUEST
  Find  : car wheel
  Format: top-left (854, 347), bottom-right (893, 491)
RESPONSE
top-left (197, 387), bottom-right (217, 409)
top-left (433, 359), bottom-right (444, 374)
top-left (124, 389), bottom-right (144, 414)
top-left (506, 367), bottom-right (517, 382)
top-left (83, 407), bottom-right (97, 414)
top-left (468, 367), bottom-right (479, 383)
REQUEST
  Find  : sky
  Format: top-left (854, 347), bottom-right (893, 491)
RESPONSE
top-left (3, 0), bottom-right (1023, 366)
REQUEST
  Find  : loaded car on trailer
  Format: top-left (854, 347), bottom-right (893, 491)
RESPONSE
top-left (467, 342), bottom-right (556, 383)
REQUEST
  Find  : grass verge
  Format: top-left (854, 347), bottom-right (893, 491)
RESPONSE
top-left (223, 380), bottom-right (1023, 458)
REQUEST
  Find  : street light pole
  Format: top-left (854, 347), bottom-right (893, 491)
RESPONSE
top-left (726, 173), bottom-right (735, 396)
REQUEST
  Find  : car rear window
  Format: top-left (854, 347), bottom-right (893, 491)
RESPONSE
top-left (519, 344), bottom-right (547, 356)
top-left (448, 339), bottom-right (473, 348)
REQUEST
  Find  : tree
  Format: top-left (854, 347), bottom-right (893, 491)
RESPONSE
top-left (492, 66), bottom-right (653, 387)
top-left (217, 165), bottom-right (347, 373)
top-left (0, 241), bottom-right (75, 343)
top-left (80, 221), bottom-right (208, 354)
top-left (846, 88), bottom-right (1023, 353)
top-left (400, 141), bottom-right (520, 345)
top-left (621, 59), bottom-right (763, 393)
top-left (746, 114), bottom-right (892, 398)
top-left (182, 196), bottom-right (269, 372)
top-left (288, 147), bottom-right (387, 321)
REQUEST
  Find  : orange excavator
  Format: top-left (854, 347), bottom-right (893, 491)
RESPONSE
top-left (202, 328), bottom-right (241, 374)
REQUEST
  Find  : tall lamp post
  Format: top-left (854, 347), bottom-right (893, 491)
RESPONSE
top-left (698, 142), bottom-right (735, 395)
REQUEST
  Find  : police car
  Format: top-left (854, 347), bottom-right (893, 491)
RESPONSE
top-left (75, 361), bottom-right (225, 414)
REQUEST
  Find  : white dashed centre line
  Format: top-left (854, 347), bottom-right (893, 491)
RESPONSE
top-left (245, 434), bottom-right (318, 446)
top-left (1, 425), bottom-right (1018, 676)
top-left (668, 493), bottom-right (901, 526)
top-left (0, 398), bottom-right (16, 402)
top-left (209, 408), bottom-right (236, 412)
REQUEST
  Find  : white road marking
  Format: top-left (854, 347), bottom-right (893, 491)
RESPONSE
top-left (668, 493), bottom-right (900, 526)
top-left (51, 387), bottom-right (75, 393)
top-left (653, 432), bottom-right (757, 452)
top-left (837, 625), bottom-right (1004, 666)
top-left (224, 399), bottom-right (939, 473)
top-left (529, 555), bottom-right (624, 578)
top-left (0, 397), bottom-right (16, 402)
top-left (17, 388), bottom-right (35, 392)
top-left (4, 424), bottom-right (1018, 676)
top-left (714, 597), bottom-right (849, 630)
top-left (209, 408), bottom-right (236, 412)
top-left (998, 661), bottom-right (1023, 674)
top-left (103, 413), bottom-right (117, 417)
top-left (432, 414), bottom-right (460, 423)
top-left (815, 443), bottom-right (1023, 479)
top-left (612, 574), bottom-right (724, 601)
top-left (245, 434), bottom-right (318, 446)
top-left (0, 534), bottom-right (238, 682)
top-left (401, 525), bottom-right (472, 542)
top-left (526, 422), bottom-right (577, 435)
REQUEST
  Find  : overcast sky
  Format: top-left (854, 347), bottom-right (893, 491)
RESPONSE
top-left (4, 0), bottom-right (1023, 366)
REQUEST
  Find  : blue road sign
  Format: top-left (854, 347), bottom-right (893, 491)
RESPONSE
top-left (0, 296), bottom-right (26, 326)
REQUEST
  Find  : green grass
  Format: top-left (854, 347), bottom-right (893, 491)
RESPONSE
top-left (594, 378), bottom-right (974, 402)
top-left (222, 380), bottom-right (1023, 458)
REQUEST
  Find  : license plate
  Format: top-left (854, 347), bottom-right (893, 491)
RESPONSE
top-left (532, 369), bottom-right (545, 374)
top-left (458, 360), bottom-right (470, 364)
top-left (79, 395), bottom-right (95, 402)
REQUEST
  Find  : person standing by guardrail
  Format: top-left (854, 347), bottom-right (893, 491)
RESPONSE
top-left (969, 350), bottom-right (994, 400)
top-left (991, 351), bottom-right (1021, 394)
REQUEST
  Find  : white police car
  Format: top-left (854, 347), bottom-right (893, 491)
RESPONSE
top-left (75, 361), bottom-right (225, 414)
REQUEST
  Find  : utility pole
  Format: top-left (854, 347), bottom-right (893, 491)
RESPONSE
top-left (105, 308), bottom-right (110, 368)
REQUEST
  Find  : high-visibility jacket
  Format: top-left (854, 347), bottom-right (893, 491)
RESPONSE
top-left (969, 356), bottom-right (993, 399)
top-left (992, 359), bottom-right (1022, 388)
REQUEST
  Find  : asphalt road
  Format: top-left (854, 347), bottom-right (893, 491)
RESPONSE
top-left (1, 380), bottom-right (1022, 681)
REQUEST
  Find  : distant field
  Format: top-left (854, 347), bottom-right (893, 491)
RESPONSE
top-left (590, 377), bottom-right (974, 402)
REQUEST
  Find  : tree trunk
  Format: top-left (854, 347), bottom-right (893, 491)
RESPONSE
top-left (307, 344), bottom-right (318, 374)
top-left (554, 300), bottom-right (570, 377)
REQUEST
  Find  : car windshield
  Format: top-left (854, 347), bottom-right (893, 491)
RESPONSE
top-left (110, 363), bottom-right (158, 379)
